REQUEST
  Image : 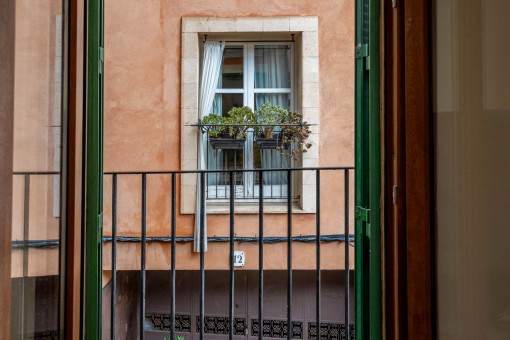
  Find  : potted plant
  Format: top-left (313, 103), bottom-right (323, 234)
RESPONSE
top-left (255, 102), bottom-right (290, 149)
top-left (202, 107), bottom-right (256, 150)
top-left (162, 336), bottom-right (184, 340)
top-left (279, 111), bottom-right (313, 160)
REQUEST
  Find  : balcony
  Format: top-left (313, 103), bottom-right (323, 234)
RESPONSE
top-left (100, 167), bottom-right (355, 340)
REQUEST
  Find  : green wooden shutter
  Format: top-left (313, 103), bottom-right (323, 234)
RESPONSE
top-left (355, 0), bottom-right (381, 339)
top-left (83, 0), bottom-right (104, 338)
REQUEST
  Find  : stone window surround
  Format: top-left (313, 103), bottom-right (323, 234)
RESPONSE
top-left (180, 16), bottom-right (319, 214)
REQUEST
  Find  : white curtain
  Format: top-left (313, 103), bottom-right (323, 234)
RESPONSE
top-left (194, 41), bottom-right (225, 252)
top-left (254, 46), bottom-right (290, 185)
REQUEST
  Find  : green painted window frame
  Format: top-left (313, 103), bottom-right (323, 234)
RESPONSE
top-left (355, 0), bottom-right (382, 339)
top-left (80, 0), bottom-right (381, 337)
top-left (83, 0), bottom-right (104, 338)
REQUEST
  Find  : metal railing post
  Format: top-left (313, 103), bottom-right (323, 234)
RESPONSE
top-left (199, 172), bottom-right (205, 340)
top-left (345, 169), bottom-right (351, 340)
top-left (229, 171), bottom-right (235, 340)
top-left (258, 170), bottom-right (264, 340)
top-left (287, 170), bottom-right (292, 340)
top-left (111, 174), bottom-right (117, 340)
top-left (316, 170), bottom-right (321, 340)
top-left (170, 173), bottom-right (176, 340)
top-left (140, 174), bottom-right (147, 340)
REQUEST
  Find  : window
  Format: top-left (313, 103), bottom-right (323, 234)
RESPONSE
top-left (180, 17), bottom-right (320, 214)
top-left (205, 43), bottom-right (295, 200)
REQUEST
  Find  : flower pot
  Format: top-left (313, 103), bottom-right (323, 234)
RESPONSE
top-left (255, 137), bottom-right (289, 150)
top-left (209, 138), bottom-right (246, 150)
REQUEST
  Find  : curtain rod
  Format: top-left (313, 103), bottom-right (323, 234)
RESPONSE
top-left (203, 33), bottom-right (295, 44)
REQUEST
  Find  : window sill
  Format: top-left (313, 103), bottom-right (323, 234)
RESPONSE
top-left (205, 201), bottom-right (309, 214)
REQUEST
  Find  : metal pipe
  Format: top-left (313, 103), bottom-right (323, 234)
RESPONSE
top-left (170, 173), bottom-right (176, 340)
top-left (111, 174), bottom-right (117, 340)
top-left (140, 173), bottom-right (147, 340)
top-left (229, 171), bottom-right (235, 340)
top-left (101, 234), bottom-right (354, 244)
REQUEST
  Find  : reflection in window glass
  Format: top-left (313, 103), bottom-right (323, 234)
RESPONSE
top-left (11, 3), bottom-right (64, 339)
top-left (212, 93), bottom-right (244, 116)
top-left (218, 46), bottom-right (243, 89)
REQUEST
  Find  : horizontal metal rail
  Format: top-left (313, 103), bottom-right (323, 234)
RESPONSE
top-left (187, 123), bottom-right (316, 127)
top-left (104, 166), bottom-right (353, 175)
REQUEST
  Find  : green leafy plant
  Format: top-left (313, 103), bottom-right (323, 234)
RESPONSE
top-left (255, 102), bottom-right (289, 138)
top-left (224, 106), bottom-right (256, 139)
top-left (278, 111), bottom-right (313, 160)
top-left (162, 336), bottom-right (184, 340)
top-left (201, 113), bottom-right (225, 138)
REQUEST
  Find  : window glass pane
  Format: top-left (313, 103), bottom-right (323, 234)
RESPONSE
top-left (212, 93), bottom-right (244, 116)
top-left (217, 46), bottom-right (243, 89)
top-left (254, 45), bottom-right (291, 89)
top-left (253, 142), bottom-right (291, 186)
top-left (434, 1), bottom-right (510, 338)
top-left (255, 93), bottom-right (291, 110)
top-left (11, 3), bottom-right (64, 339)
top-left (207, 146), bottom-right (243, 187)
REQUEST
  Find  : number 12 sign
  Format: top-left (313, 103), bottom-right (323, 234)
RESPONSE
top-left (234, 251), bottom-right (245, 267)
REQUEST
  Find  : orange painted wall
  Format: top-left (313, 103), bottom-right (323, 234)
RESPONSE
top-left (102, 0), bottom-right (355, 270)
top-left (11, 0), bottom-right (62, 278)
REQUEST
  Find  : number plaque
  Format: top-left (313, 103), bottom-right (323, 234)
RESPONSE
top-left (233, 251), bottom-right (245, 267)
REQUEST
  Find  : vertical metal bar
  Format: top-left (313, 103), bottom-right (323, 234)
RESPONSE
top-left (345, 170), bottom-right (350, 340)
top-left (316, 170), bottom-right (321, 340)
top-left (229, 171), bottom-right (235, 340)
top-left (280, 152), bottom-right (283, 198)
top-left (216, 149), bottom-right (220, 199)
top-left (111, 174), bottom-right (117, 340)
top-left (270, 152), bottom-right (274, 198)
top-left (258, 170), bottom-right (264, 340)
top-left (21, 174), bottom-right (30, 340)
top-left (140, 174), bottom-right (147, 340)
top-left (170, 173), bottom-right (176, 340)
top-left (287, 170), bottom-right (292, 340)
top-left (200, 172), bottom-right (205, 340)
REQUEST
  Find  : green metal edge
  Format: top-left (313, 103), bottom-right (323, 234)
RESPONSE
top-left (355, 0), bottom-right (381, 339)
top-left (84, 0), bottom-right (104, 338)
top-left (368, 0), bottom-right (382, 337)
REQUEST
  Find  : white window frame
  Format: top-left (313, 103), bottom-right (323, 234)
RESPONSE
top-left (208, 42), bottom-right (295, 201)
top-left (180, 16), bottom-right (319, 214)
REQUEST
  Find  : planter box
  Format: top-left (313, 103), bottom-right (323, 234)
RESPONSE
top-left (256, 137), bottom-right (289, 150)
top-left (209, 138), bottom-right (246, 150)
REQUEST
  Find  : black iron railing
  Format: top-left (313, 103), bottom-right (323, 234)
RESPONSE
top-left (11, 172), bottom-right (61, 339)
top-left (105, 167), bottom-right (354, 340)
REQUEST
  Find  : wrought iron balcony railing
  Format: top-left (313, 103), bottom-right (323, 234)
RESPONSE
top-left (13, 167), bottom-right (355, 340)
top-left (104, 167), bottom-right (355, 340)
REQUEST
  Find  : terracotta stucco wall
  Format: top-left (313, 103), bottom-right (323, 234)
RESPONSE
top-left (103, 0), bottom-right (355, 270)
top-left (11, 0), bottom-right (62, 278)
